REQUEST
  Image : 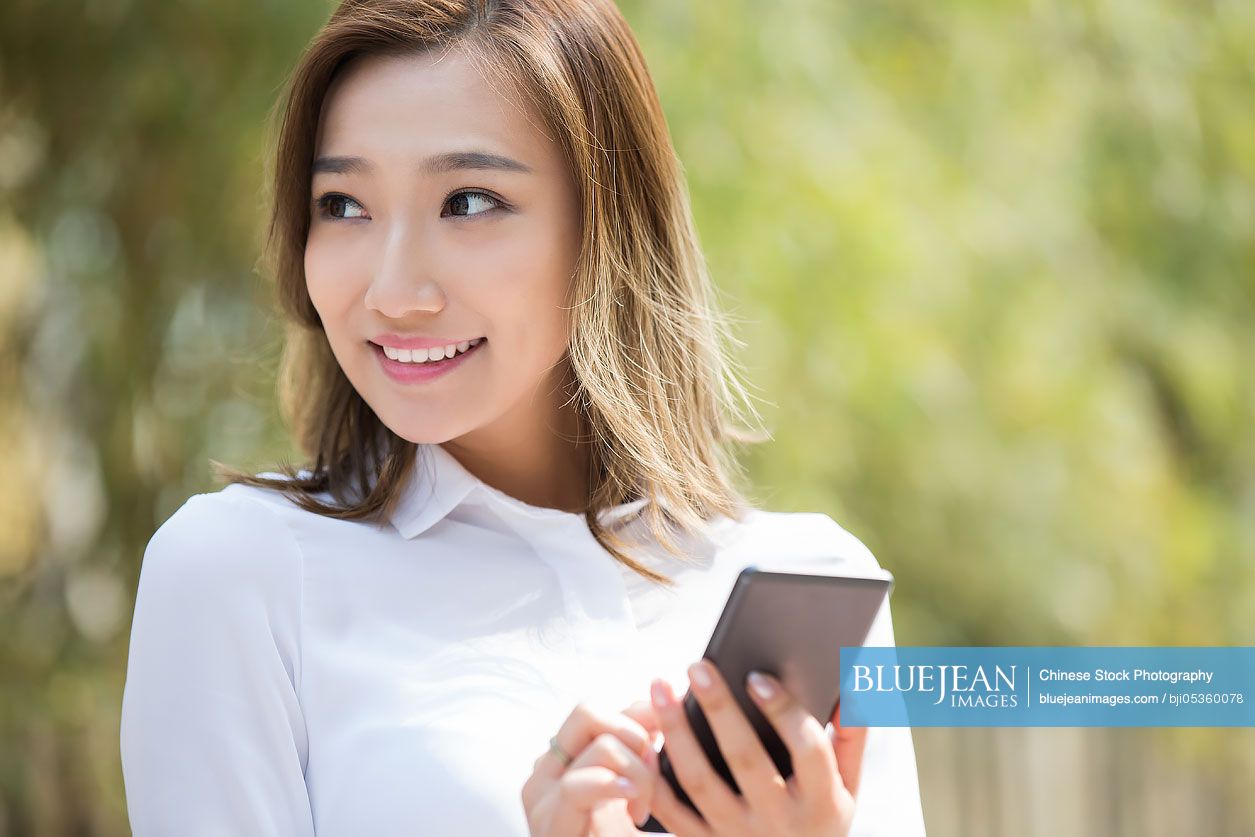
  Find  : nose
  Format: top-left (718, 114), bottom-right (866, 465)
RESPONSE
top-left (363, 219), bottom-right (446, 318)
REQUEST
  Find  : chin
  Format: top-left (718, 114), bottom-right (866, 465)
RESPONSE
top-left (381, 422), bottom-right (451, 447)
top-left (374, 412), bottom-right (470, 447)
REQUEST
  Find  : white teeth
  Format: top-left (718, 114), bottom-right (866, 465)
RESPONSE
top-left (382, 338), bottom-right (483, 364)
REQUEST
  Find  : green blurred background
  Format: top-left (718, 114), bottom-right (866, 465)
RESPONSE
top-left (1, 0), bottom-right (1252, 834)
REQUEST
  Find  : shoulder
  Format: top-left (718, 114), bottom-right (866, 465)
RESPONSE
top-left (728, 508), bottom-right (883, 575)
top-left (140, 485), bottom-right (304, 608)
top-left (125, 485), bottom-right (307, 728)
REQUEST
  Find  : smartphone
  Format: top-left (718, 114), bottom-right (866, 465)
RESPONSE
top-left (639, 564), bottom-right (893, 831)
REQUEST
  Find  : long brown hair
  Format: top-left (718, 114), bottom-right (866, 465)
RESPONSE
top-left (213, 0), bottom-right (771, 586)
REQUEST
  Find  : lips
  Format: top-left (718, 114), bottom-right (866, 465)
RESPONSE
top-left (371, 336), bottom-right (486, 384)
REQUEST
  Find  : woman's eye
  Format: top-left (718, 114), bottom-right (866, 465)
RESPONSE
top-left (315, 194), bottom-right (367, 220)
top-left (444, 190), bottom-right (501, 218)
top-left (312, 190), bottom-right (503, 222)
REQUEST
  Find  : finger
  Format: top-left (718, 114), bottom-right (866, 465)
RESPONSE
top-left (830, 701), bottom-right (869, 799)
top-left (745, 670), bottom-right (839, 805)
top-left (541, 702), bottom-right (653, 782)
top-left (546, 761), bottom-right (642, 837)
top-left (620, 699), bottom-right (663, 751)
top-left (588, 797), bottom-right (642, 835)
top-left (579, 731), bottom-right (658, 828)
top-left (619, 700), bottom-right (664, 826)
top-left (645, 749), bottom-right (714, 837)
top-left (684, 659), bottom-right (790, 820)
top-left (650, 676), bottom-right (746, 831)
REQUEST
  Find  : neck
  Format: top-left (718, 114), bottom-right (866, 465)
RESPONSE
top-left (441, 359), bottom-right (591, 513)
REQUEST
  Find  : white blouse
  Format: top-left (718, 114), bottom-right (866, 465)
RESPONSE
top-left (120, 442), bottom-right (927, 835)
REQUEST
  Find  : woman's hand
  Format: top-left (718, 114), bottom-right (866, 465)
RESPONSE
top-left (644, 660), bottom-right (868, 836)
top-left (522, 699), bottom-right (663, 836)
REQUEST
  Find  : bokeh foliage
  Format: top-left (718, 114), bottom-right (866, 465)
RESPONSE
top-left (1, 0), bottom-right (1251, 833)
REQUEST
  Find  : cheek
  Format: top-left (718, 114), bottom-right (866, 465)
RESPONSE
top-left (475, 256), bottom-right (571, 363)
top-left (304, 235), bottom-right (367, 330)
top-left (475, 218), bottom-right (578, 348)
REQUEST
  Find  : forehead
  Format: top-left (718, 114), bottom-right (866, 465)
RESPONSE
top-left (314, 46), bottom-right (555, 168)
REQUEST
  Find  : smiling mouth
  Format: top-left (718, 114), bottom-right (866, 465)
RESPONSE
top-left (366, 338), bottom-right (484, 368)
top-left (371, 337), bottom-right (486, 364)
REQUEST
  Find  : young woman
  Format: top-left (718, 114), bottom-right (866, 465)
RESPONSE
top-left (119, 1), bottom-right (926, 834)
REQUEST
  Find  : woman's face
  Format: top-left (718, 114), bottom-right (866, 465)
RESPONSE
top-left (305, 47), bottom-right (582, 446)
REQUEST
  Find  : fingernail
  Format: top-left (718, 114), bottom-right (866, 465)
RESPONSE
top-left (748, 670), bottom-right (775, 700)
top-left (689, 660), bottom-right (712, 690)
top-left (615, 776), bottom-right (639, 797)
top-left (651, 679), bottom-right (672, 709)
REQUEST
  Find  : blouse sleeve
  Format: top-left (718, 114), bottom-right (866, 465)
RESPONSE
top-left (119, 490), bottom-right (315, 836)
top-left (814, 514), bottom-right (928, 836)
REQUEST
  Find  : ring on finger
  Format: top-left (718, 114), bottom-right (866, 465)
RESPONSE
top-left (548, 735), bottom-right (574, 768)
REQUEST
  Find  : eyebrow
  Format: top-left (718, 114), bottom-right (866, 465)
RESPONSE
top-left (311, 150), bottom-right (534, 177)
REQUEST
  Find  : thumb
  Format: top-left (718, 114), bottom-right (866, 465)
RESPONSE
top-left (620, 699), bottom-right (662, 752)
top-left (618, 699), bottom-right (662, 828)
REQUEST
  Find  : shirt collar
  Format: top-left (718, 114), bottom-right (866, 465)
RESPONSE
top-left (389, 442), bottom-right (652, 539)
